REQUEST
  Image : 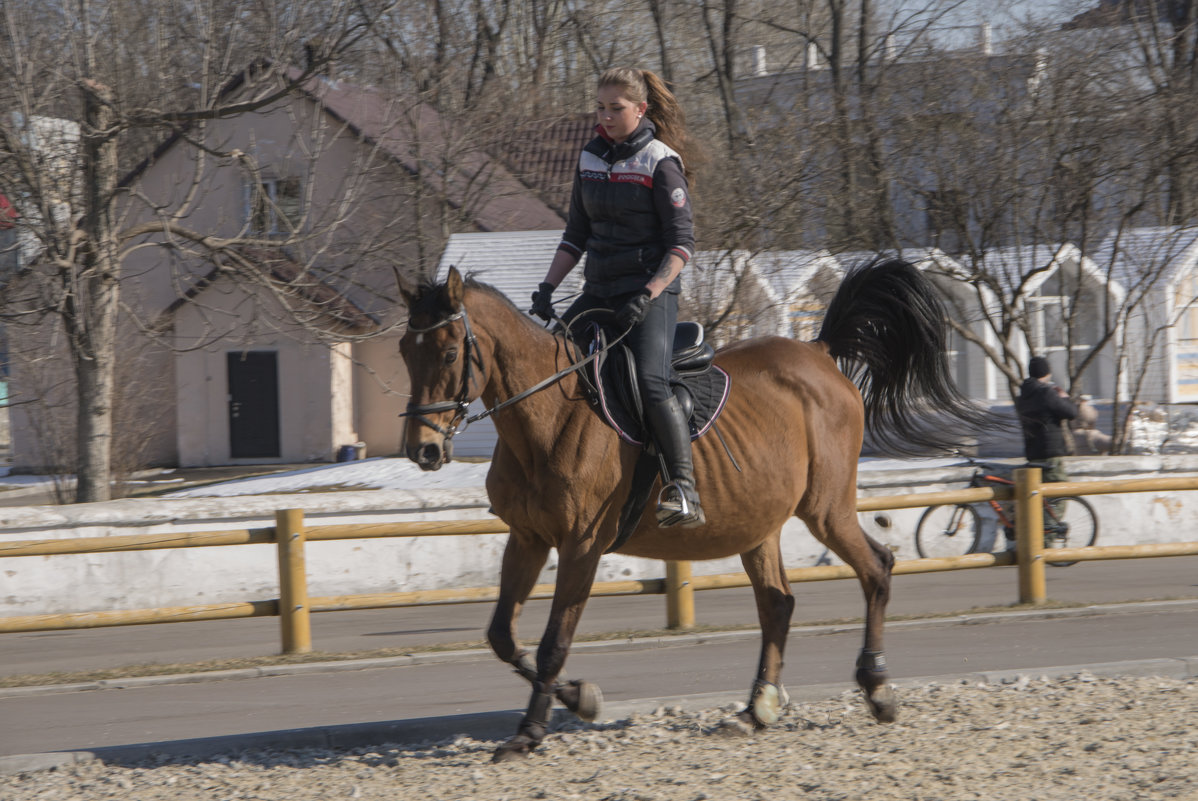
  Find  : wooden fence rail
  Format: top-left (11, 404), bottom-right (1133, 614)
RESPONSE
top-left (1, 468), bottom-right (1197, 653)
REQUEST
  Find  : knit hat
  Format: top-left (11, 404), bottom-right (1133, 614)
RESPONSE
top-left (1028, 356), bottom-right (1051, 379)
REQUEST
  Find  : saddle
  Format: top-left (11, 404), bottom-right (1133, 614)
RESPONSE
top-left (578, 321), bottom-right (732, 552)
top-left (586, 321), bottom-right (729, 444)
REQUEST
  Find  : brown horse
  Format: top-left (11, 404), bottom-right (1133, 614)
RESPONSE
top-left (399, 259), bottom-right (986, 762)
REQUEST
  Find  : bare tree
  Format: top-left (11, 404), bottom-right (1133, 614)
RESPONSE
top-left (0, 0), bottom-right (401, 500)
top-left (884, 7), bottom-right (1198, 454)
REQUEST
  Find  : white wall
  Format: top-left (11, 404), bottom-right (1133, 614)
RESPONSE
top-left (2, 455), bottom-right (1197, 618)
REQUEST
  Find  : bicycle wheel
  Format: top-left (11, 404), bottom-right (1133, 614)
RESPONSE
top-left (1044, 495), bottom-right (1099, 567)
top-left (915, 504), bottom-right (982, 558)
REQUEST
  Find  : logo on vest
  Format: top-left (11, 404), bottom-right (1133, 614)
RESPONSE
top-left (670, 187), bottom-right (687, 208)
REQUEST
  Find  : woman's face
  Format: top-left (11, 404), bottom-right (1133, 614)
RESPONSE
top-left (596, 85), bottom-right (646, 144)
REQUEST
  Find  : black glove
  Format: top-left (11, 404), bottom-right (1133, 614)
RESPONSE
top-left (616, 289), bottom-right (653, 330)
top-left (529, 282), bottom-right (556, 321)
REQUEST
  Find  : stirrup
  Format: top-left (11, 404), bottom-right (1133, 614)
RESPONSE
top-left (656, 481), bottom-right (705, 528)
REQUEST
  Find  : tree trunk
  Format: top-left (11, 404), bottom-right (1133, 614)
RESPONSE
top-left (701, 0), bottom-right (749, 153)
top-left (73, 320), bottom-right (117, 503)
top-left (73, 47), bottom-right (121, 502)
top-left (646, 0), bottom-right (674, 83)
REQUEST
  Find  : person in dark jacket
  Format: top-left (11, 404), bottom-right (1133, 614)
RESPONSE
top-left (1016, 356), bottom-right (1078, 467)
top-left (528, 67), bottom-right (704, 528)
top-left (1013, 355), bottom-right (1078, 546)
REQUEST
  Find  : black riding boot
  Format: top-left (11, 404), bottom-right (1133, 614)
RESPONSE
top-left (647, 396), bottom-right (705, 528)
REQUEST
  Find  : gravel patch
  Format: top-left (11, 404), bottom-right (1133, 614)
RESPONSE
top-left (5, 673), bottom-right (1195, 800)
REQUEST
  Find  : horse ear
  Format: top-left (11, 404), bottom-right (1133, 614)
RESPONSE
top-left (443, 266), bottom-right (465, 310)
top-left (395, 265), bottom-right (417, 311)
top-left (399, 285), bottom-right (416, 311)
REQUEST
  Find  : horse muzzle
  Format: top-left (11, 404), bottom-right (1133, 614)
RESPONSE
top-left (406, 438), bottom-right (453, 470)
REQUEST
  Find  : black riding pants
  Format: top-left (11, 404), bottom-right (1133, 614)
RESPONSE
top-left (563, 289), bottom-right (677, 408)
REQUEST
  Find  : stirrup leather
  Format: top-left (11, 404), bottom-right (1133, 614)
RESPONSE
top-left (656, 481), bottom-right (705, 527)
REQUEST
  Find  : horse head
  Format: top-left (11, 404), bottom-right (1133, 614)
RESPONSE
top-left (398, 266), bottom-right (485, 470)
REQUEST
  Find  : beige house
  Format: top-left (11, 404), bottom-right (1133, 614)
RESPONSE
top-left (1089, 226), bottom-right (1198, 403)
top-left (7, 69), bottom-right (564, 472)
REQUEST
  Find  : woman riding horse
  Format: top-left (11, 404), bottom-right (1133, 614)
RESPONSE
top-left (400, 258), bottom-right (991, 763)
top-left (529, 67), bottom-right (704, 528)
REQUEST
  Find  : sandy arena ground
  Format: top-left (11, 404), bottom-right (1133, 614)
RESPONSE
top-left (4, 672), bottom-right (1195, 801)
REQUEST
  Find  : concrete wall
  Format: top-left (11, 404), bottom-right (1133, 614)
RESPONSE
top-left (2, 455), bottom-right (1197, 618)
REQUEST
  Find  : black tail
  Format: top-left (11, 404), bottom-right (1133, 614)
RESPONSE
top-left (817, 258), bottom-right (993, 455)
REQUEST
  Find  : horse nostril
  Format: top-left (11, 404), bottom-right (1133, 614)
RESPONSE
top-left (416, 442), bottom-right (443, 469)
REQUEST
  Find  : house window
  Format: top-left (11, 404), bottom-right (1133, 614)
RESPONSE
top-left (1175, 277), bottom-right (1198, 398)
top-left (0, 227), bottom-right (20, 275)
top-left (246, 176), bottom-right (302, 236)
top-left (789, 299), bottom-right (825, 341)
top-left (1030, 294), bottom-right (1067, 352)
top-left (1177, 276), bottom-right (1198, 341)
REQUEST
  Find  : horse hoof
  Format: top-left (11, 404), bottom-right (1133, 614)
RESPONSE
top-left (559, 679), bottom-right (603, 722)
top-left (491, 735), bottom-right (535, 763)
top-left (863, 684), bottom-right (899, 723)
top-left (751, 683), bottom-right (783, 726)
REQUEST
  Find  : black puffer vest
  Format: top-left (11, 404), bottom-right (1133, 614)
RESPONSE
top-left (564, 121), bottom-right (692, 297)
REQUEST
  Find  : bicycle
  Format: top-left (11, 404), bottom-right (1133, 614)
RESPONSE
top-left (914, 455), bottom-right (1098, 566)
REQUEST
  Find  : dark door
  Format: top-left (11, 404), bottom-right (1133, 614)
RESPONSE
top-left (227, 351), bottom-right (281, 458)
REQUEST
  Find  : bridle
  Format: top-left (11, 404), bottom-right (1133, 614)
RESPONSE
top-left (399, 309), bottom-right (483, 446)
top-left (400, 303), bottom-right (620, 449)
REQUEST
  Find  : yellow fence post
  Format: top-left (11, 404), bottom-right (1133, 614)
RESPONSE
top-left (665, 560), bottom-right (694, 629)
top-left (276, 508), bottom-right (312, 653)
top-left (1014, 467), bottom-right (1047, 604)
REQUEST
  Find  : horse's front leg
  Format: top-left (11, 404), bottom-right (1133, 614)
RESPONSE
top-left (493, 538), bottom-right (603, 763)
top-left (486, 532), bottom-right (602, 725)
top-left (486, 529), bottom-right (549, 669)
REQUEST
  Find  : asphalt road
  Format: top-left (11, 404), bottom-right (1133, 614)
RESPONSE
top-left (1, 557), bottom-right (1196, 770)
top-left (4, 600), bottom-right (1197, 758)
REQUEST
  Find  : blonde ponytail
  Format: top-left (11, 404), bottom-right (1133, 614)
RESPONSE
top-left (597, 68), bottom-right (701, 181)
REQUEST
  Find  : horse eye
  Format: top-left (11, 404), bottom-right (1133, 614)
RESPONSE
top-left (444, 348), bottom-right (459, 365)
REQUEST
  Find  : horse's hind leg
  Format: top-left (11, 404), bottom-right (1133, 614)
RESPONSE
top-left (809, 512), bottom-right (898, 723)
top-left (486, 532), bottom-right (603, 725)
top-left (724, 535), bottom-right (795, 732)
top-left (853, 533), bottom-right (897, 722)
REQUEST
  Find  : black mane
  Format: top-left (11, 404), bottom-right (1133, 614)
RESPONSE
top-left (408, 272), bottom-right (547, 336)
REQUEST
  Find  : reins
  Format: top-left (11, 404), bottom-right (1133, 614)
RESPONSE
top-left (401, 304), bottom-right (629, 441)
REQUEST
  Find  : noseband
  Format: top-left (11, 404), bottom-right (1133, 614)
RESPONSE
top-left (399, 308), bottom-right (484, 446)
